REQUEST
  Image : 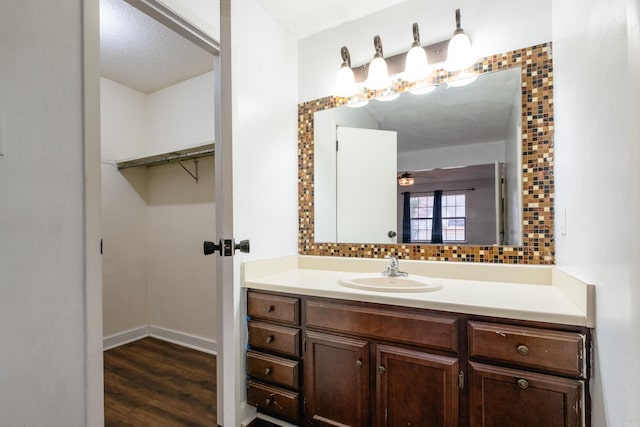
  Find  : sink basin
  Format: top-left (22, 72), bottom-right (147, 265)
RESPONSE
top-left (337, 274), bottom-right (442, 293)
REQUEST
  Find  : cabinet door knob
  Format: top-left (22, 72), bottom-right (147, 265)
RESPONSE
top-left (266, 305), bottom-right (275, 313)
top-left (378, 365), bottom-right (386, 375)
top-left (264, 397), bottom-right (272, 406)
top-left (355, 360), bottom-right (363, 368)
top-left (517, 344), bottom-right (529, 356)
top-left (266, 335), bottom-right (274, 344)
top-left (264, 367), bottom-right (272, 376)
top-left (517, 378), bottom-right (529, 389)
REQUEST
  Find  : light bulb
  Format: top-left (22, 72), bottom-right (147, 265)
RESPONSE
top-left (365, 56), bottom-right (391, 90)
top-left (445, 9), bottom-right (476, 72)
top-left (405, 45), bottom-right (429, 82)
top-left (365, 35), bottom-right (391, 90)
top-left (446, 32), bottom-right (474, 71)
top-left (335, 65), bottom-right (356, 98)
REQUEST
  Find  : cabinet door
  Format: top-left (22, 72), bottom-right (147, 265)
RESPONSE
top-left (376, 345), bottom-right (459, 427)
top-left (469, 362), bottom-right (584, 427)
top-left (305, 330), bottom-right (369, 426)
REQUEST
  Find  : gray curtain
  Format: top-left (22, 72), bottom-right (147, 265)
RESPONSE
top-left (431, 190), bottom-right (443, 244)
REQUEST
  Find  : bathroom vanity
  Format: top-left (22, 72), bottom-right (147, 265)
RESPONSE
top-left (242, 256), bottom-right (593, 427)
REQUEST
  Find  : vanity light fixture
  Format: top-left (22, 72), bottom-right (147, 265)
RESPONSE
top-left (404, 23), bottom-right (430, 82)
top-left (334, 46), bottom-right (357, 98)
top-left (364, 35), bottom-right (392, 90)
top-left (398, 172), bottom-right (415, 186)
top-left (445, 8), bottom-right (476, 71)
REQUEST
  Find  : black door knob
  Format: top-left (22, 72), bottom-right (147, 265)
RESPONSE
top-left (234, 239), bottom-right (250, 254)
top-left (203, 240), bottom-right (221, 256)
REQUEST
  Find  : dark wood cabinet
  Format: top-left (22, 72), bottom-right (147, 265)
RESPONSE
top-left (304, 330), bottom-right (369, 427)
top-left (376, 345), bottom-right (459, 427)
top-left (246, 291), bottom-right (302, 423)
top-left (469, 362), bottom-right (584, 427)
top-left (245, 290), bottom-right (591, 427)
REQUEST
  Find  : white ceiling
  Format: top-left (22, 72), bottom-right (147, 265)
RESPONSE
top-left (256, 0), bottom-right (410, 39)
top-left (99, 0), bottom-right (214, 93)
top-left (98, 0), bottom-right (409, 93)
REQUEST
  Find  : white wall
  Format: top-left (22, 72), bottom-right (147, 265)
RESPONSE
top-left (398, 140), bottom-right (506, 172)
top-left (147, 158), bottom-right (216, 342)
top-left (147, 71), bottom-right (215, 154)
top-left (225, 0), bottom-right (299, 422)
top-left (101, 165), bottom-right (149, 337)
top-left (0, 2), bottom-right (88, 425)
top-left (553, 0), bottom-right (640, 425)
top-left (101, 79), bottom-right (149, 339)
top-left (100, 77), bottom-right (148, 161)
top-left (298, 0), bottom-right (552, 102)
top-left (100, 73), bottom-right (216, 346)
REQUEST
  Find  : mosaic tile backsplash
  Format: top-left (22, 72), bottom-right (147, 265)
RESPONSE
top-left (298, 43), bottom-right (554, 264)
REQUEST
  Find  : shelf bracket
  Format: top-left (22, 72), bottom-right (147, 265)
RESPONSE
top-left (178, 159), bottom-right (199, 182)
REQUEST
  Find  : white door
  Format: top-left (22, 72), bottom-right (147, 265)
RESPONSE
top-left (336, 126), bottom-right (398, 243)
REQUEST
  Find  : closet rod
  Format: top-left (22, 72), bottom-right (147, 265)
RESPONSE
top-left (116, 145), bottom-right (214, 170)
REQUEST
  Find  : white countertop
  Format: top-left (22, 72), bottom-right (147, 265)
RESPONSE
top-left (242, 256), bottom-right (595, 327)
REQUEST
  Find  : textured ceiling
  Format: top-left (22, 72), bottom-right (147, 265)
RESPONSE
top-left (360, 67), bottom-right (522, 152)
top-left (256, 0), bottom-right (410, 39)
top-left (99, 0), bottom-right (214, 93)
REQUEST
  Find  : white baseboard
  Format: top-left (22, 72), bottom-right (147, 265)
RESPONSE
top-left (103, 325), bottom-right (217, 355)
top-left (149, 325), bottom-right (217, 355)
top-left (103, 325), bottom-right (150, 350)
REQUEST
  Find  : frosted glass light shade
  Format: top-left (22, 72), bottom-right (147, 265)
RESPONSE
top-left (335, 65), bottom-right (356, 97)
top-left (405, 45), bottom-right (429, 82)
top-left (446, 32), bottom-right (474, 71)
top-left (365, 56), bottom-right (391, 90)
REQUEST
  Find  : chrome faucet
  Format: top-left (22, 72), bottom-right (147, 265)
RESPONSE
top-left (383, 256), bottom-right (408, 277)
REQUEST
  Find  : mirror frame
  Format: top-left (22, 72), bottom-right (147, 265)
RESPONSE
top-left (298, 43), bottom-right (554, 264)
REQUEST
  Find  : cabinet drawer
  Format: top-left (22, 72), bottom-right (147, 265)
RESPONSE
top-left (246, 350), bottom-right (300, 390)
top-left (468, 321), bottom-right (586, 377)
top-left (248, 321), bottom-right (301, 358)
top-left (248, 291), bottom-right (300, 326)
top-left (247, 380), bottom-right (300, 423)
top-left (306, 299), bottom-right (458, 353)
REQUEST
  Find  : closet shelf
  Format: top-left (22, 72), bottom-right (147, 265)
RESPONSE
top-left (116, 142), bottom-right (215, 171)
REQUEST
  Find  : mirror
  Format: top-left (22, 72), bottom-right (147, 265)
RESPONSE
top-left (314, 67), bottom-right (522, 246)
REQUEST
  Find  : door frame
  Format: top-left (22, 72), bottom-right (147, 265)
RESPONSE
top-left (83, 0), bottom-right (225, 425)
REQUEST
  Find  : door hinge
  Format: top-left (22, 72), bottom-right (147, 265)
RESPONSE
top-left (458, 371), bottom-right (465, 389)
top-left (336, 139), bottom-right (339, 151)
top-left (303, 338), bottom-right (307, 353)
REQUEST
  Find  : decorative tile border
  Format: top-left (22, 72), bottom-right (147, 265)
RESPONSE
top-left (298, 43), bottom-right (554, 264)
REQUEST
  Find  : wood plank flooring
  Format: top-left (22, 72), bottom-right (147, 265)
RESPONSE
top-left (104, 337), bottom-right (217, 426)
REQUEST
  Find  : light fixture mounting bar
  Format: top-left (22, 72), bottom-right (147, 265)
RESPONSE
top-left (350, 39), bottom-right (450, 83)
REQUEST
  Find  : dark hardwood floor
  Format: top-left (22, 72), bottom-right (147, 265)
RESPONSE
top-left (104, 337), bottom-right (217, 426)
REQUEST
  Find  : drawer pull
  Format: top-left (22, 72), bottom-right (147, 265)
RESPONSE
top-left (517, 378), bottom-right (529, 389)
top-left (355, 360), bottom-right (363, 368)
top-left (264, 394), bottom-right (282, 409)
top-left (266, 305), bottom-right (275, 313)
top-left (264, 367), bottom-right (272, 376)
top-left (516, 344), bottom-right (529, 356)
top-left (378, 365), bottom-right (386, 375)
top-left (266, 335), bottom-right (275, 344)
